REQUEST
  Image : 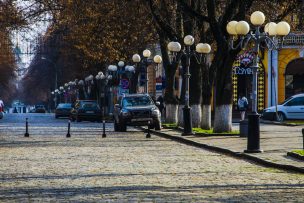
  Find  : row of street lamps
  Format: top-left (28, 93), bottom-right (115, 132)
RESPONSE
top-left (49, 10), bottom-right (289, 144)
top-left (49, 35), bottom-right (211, 136)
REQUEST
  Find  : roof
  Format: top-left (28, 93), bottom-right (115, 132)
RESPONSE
top-left (292, 93), bottom-right (304, 98)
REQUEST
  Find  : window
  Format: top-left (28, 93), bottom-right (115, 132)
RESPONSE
top-left (81, 102), bottom-right (98, 108)
top-left (122, 96), bottom-right (153, 107)
top-left (285, 97), bottom-right (304, 106)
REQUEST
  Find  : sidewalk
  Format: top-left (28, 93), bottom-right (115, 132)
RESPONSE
top-left (149, 123), bottom-right (304, 173)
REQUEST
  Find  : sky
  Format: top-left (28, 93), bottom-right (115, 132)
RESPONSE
top-left (13, 0), bottom-right (50, 77)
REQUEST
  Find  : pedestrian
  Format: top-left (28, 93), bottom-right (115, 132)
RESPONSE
top-left (237, 94), bottom-right (248, 121)
top-left (0, 99), bottom-right (4, 112)
top-left (0, 99), bottom-right (4, 119)
top-left (157, 96), bottom-right (164, 116)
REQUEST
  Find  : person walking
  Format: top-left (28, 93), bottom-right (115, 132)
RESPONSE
top-left (156, 96), bottom-right (164, 117)
top-left (0, 99), bottom-right (4, 112)
top-left (0, 99), bottom-right (4, 119)
top-left (237, 95), bottom-right (248, 121)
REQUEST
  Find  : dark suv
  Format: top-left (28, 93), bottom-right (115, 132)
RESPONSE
top-left (70, 100), bottom-right (102, 122)
top-left (113, 94), bottom-right (161, 132)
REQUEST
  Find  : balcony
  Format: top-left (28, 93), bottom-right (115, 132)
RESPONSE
top-left (281, 33), bottom-right (304, 47)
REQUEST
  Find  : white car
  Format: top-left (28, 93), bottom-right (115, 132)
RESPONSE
top-left (262, 93), bottom-right (304, 122)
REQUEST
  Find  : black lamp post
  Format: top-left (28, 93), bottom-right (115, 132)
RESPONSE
top-left (96, 71), bottom-right (112, 117)
top-left (132, 50), bottom-right (162, 94)
top-left (59, 86), bottom-right (64, 103)
top-left (167, 35), bottom-right (211, 136)
top-left (84, 75), bottom-right (94, 99)
top-left (226, 11), bottom-right (290, 153)
top-left (125, 65), bottom-right (135, 93)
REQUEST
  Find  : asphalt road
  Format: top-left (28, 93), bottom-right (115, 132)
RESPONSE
top-left (0, 113), bottom-right (304, 202)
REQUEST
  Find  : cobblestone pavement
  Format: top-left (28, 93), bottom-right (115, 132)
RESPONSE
top-left (0, 114), bottom-right (304, 202)
top-left (159, 123), bottom-right (304, 169)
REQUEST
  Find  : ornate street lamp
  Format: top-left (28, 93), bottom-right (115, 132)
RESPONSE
top-left (125, 65), bottom-right (135, 93)
top-left (96, 71), bottom-right (113, 116)
top-left (132, 49), bottom-right (162, 94)
top-left (227, 11), bottom-right (290, 153)
top-left (108, 61), bottom-right (130, 95)
top-left (77, 79), bottom-right (86, 99)
top-left (84, 75), bottom-right (94, 99)
top-left (168, 35), bottom-right (211, 136)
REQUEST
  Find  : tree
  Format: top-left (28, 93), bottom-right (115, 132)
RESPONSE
top-left (21, 0), bottom-right (159, 104)
top-left (179, 0), bottom-right (300, 132)
top-left (0, 0), bottom-right (26, 104)
top-left (148, 0), bottom-right (208, 126)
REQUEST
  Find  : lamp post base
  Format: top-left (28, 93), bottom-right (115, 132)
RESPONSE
top-left (244, 113), bottom-right (262, 153)
top-left (244, 149), bottom-right (263, 153)
top-left (182, 106), bottom-right (193, 136)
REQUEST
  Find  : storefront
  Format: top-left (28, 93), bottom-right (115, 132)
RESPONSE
top-left (232, 51), bottom-right (265, 112)
top-left (232, 34), bottom-right (304, 112)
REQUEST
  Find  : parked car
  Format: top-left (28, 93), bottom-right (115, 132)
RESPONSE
top-left (34, 105), bottom-right (46, 113)
top-left (113, 94), bottom-right (161, 132)
top-left (70, 100), bottom-right (102, 122)
top-left (262, 93), bottom-right (304, 122)
top-left (55, 103), bottom-right (72, 118)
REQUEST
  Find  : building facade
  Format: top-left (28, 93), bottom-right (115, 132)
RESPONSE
top-left (232, 33), bottom-right (304, 111)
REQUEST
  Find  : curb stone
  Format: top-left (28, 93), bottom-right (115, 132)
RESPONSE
top-left (162, 126), bottom-right (239, 136)
top-left (260, 120), bottom-right (299, 126)
top-left (141, 127), bottom-right (304, 174)
top-left (287, 152), bottom-right (304, 161)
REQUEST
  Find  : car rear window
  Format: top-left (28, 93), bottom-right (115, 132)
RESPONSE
top-left (81, 102), bottom-right (98, 108)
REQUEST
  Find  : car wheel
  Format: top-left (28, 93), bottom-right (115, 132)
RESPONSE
top-left (120, 122), bottom-right (127, 132)
top-left (155, 120), bottom-right (161, 131)
top-left (114, 119), bottom-right (120, 132)
top-left (276, 112), bottom-right (285, 122)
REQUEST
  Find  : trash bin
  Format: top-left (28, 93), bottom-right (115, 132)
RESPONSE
top-left (239, 120), bottom-right (248, 137)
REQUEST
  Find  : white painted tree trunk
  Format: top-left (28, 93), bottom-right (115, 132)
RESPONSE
top-left (178, 105), bottom-right (184, 127)
top-left (177, 105), bottom-right (201, 128)
top-left (165, 104), bottom-right (178, 124)
top-left (201, 105), bottom-right (211, 130)
top-left (213, 104), bottom-right (232, 133)
top-left (191, 105), bottom-right (201, 128)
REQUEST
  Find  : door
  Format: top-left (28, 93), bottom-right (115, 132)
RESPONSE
top-left (283, 96), bottom-right (304, 119)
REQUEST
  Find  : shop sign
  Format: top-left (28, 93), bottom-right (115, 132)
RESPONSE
top-left (233, 67), bottom-right (253, 75)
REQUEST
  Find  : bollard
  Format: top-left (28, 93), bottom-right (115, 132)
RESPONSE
top-left (146, 121), bottom-right (151, 138)
top-left (302, 129), bottom-right (304, 150)
top-left (24, 118), bottom-right (29, 137)
top-left (66, 120), bottom-right (71, 138)
top-left (102, 120), bottom-right (106, 138)
top-left (244, 113), bottom-right (263, 153)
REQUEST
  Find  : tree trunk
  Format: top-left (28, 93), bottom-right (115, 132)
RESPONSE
top-left (213, 104), bottom-right (232, 132)
top-left (158, 31), bottom-right (179, 124)
top-left (191, 104), bottom-right (201, 127)
top-left (201, 104), bottom-right (211, 130)
top-left (177, 104), bottom-right (184, 127)
top-left (165, 104), bottom-right (178, 123)
top-left (213, 46), bottom-right (238, 132)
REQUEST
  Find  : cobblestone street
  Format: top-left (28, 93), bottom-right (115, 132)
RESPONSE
top-left (0, 114), bottom-right (304, 202)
